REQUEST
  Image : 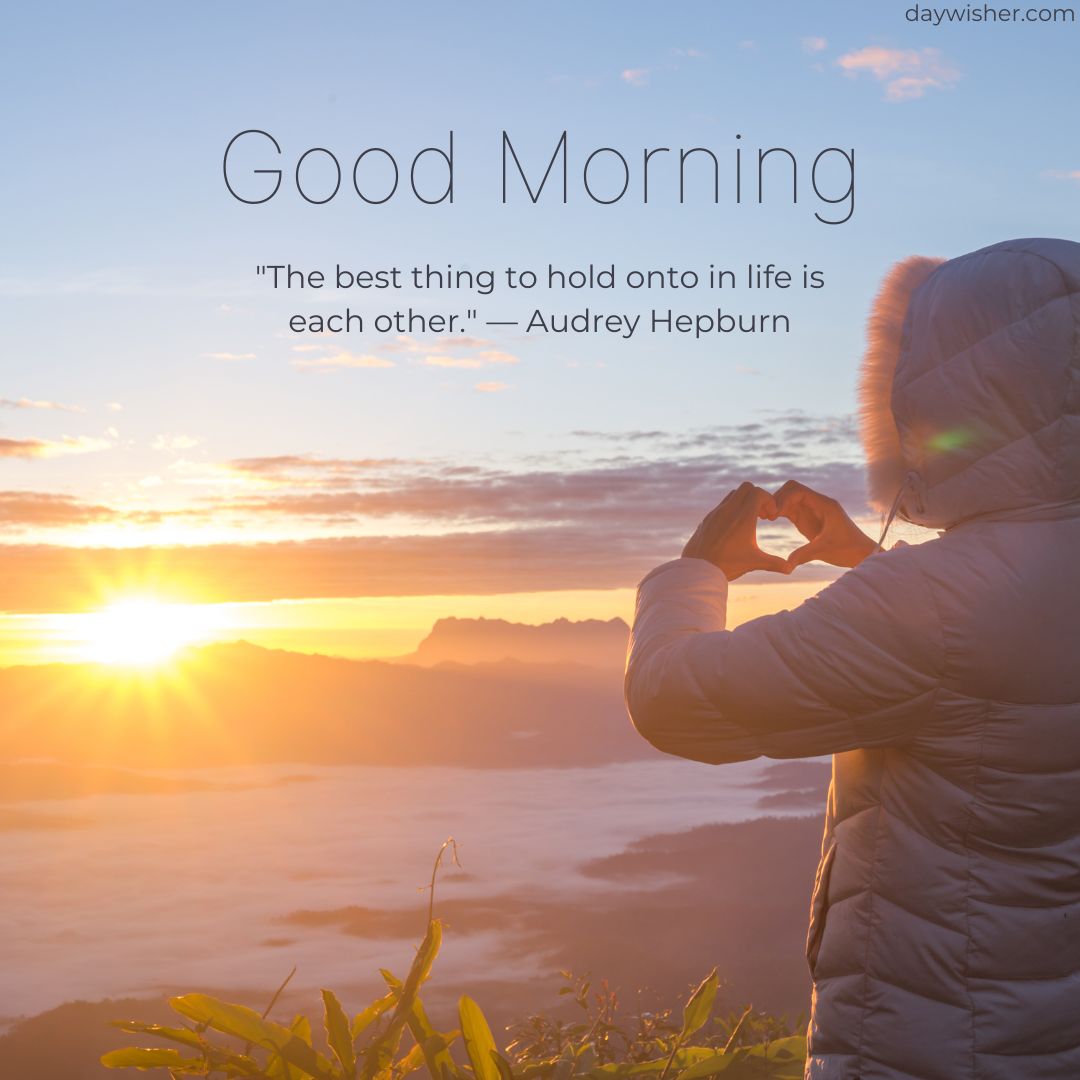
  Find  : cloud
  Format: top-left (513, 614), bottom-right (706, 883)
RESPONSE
top-left (1042, 169), bottom-right (1080, 182)
top-left (474, 381), bottom-right (509, 394)
top-left (423, 349), bottom-right (519, 370)
top-left (836, 45), bottom-right (959, 101)
top-left (0, 435), bottom-right (112, 459)
top-left (621, 68), bottom-right (649, 87)
top-left (424, 356), bottom-right (484, 369)
top-left (153, 434), bottom-right (201, 452)
top-left (0, 491), bottom-right (121, 527)
top-left (193, 412), bottom-right (866, 531)
top-left (0, 398), bottom-right (83, 413)
top-left (293, 336), bottom-right (520, 374)
top-left (203, 351), bottom-right (257, 362)
top-left (385, 335), bottom-right (496, 354)
top-left (106, 402), bottom-right (124, 413)
top-left (802, 36), bottom-right (828, 53)
top-left (292, 351), bottom-right (396, 372)
top-left (223, 454), bottom-right (415, 490)
top-left (0, 410), bottom-right (871, 607)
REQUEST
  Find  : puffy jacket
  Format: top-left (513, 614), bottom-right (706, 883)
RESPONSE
top-left (625, 238), bottom-right (1080, 1080)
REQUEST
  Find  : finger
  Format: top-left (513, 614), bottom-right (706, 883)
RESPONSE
top-left (773, 479), bottom-right (808, 500)
top-left (727, 482), bottom-right (776, 516)
top-left (774, 483), bottom-right (812, 517)
top-left (752, 487), bottom-right (779, 521)
top-left (753, 552), bottom-right (792, 575)
top-left (785, 539), bottom-right (824, 569)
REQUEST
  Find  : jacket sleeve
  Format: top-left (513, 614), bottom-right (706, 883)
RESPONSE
top-left (624, 547), bottom-right (944, 764)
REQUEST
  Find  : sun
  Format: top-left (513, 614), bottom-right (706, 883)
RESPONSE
top-left (77, 598), bottom-right (224, 667)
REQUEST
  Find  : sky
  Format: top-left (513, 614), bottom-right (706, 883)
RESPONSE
top-left (1, 0), bottom-right (1078, 660)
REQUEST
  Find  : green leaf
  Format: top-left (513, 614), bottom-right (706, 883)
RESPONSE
top-left (170, 994), bottom-right (338, 1079)
top-left (672, 1037), bottom-right (808, 1080)
top-left (575, 1044), bottom-right (597, 1075)
top-left (352, 991), bottom-right (397, 1043)
top-left (679, 970), bottom-right (718, 1041)
top-left (491, 1049), bottom-right (515, 1080)
top-left (671, 1052), bottom-right (747, 1080)
top-left (551, 1046), bottom-right (575, 1080)
top-left (397, 1040), bottom-right (428, 1077)
top-left (292, 1014), bottom-right (314, 1047)
top-left (323, 990), bottom-right (357, 1079)
top-left (109, 1021), bottom-right (205, 1052)
top-left (593, 1049), bottom-right (718, 1077)
top-left (406, 994), bottom-right (461, 1080)
top-left (458, 996), bottom-right (500, 1080)
top-left (101, 1047), bottom-right (205, 1072)
top-left (359, 920), bottom-right (443, 1080)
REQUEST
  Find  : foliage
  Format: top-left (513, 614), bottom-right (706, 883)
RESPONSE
top-left (103, 841), bottom-right (806, 1080)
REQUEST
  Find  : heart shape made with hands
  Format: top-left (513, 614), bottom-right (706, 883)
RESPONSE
top-left (772, 479), bottom-right (877, 570)
top-left (683, 480), bottom-right (875, 579)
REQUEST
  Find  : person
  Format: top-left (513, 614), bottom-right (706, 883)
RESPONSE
top-left (624, 237), bottom-right (1080, 1080)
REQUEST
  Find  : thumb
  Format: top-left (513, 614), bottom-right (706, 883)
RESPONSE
top-left (756, 552), bottom-right (793, 575)
top-left (785, 539), bottom-right (823, 570)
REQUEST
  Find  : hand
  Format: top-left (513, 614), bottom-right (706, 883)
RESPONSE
top-left (774, 480), bottom-right (877, 570)
top-left (682, 482), bottom-right (791, 581)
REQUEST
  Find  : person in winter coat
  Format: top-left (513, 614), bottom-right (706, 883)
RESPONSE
top-left (624, 237), bottom-right (1080, 1080)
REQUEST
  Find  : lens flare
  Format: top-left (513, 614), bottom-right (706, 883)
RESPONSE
top-left (76, 598), bottom-right (224, 667)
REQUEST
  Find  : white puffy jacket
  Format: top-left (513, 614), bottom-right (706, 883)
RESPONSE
top-left (625, 238), bottom-right (1080, 1080)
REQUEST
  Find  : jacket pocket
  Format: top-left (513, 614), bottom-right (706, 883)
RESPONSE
top-left (805, 842), bottom-right (837, 979)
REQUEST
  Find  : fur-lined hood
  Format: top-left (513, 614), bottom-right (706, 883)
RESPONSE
top-left (858, 237), bottom-right (1080, 529)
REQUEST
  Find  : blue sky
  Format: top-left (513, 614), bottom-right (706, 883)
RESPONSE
top-left (0, 1), bottom-right (1077, 626)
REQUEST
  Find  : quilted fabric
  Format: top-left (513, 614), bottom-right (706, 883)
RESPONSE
top-left (625, 238), bottom-right (1080, 1079)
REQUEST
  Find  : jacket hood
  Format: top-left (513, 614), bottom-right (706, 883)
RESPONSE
top-left (858, 237), bottom-right (1080, 529)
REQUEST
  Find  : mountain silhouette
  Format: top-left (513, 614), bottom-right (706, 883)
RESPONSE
top-left (405, 615), bottom-right (630, 668)
top-left (0, 639), bottom-right (642, 769)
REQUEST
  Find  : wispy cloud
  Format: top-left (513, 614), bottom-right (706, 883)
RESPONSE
top-left (203, 351), bottom-right (257, 362)
top-left (1042, 168), bottom-right (1080, 182)
top-left (836, 45), bottom-right (959, 101)
top-left (0, 435), bottom-right (112, 459)
top-left (801, 36), bottom-right (828, 53)
top-left (0, 397), bottom-right (83, 413)
top-left (384, 335), bottom-right (495, 354)
top-left (0, 491), bottom-right (123, 527)
top-left (292, 351), bottom-right (396, 372)
top-left (0, 411), bottom-right (868, 606)
top-left (152, 434), bottom-right (201, 453)
top-left (423, 349), bottom-right (519, 369)
top-left (621, 68), bottom-right (649, 87)
top-left (474, 381), bottom-right (509, 393)
top-left (292, 335), bottom-right (519, 373)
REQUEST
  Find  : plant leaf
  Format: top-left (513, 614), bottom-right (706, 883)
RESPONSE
top-left (406, 995), bottom-right (461, 1080)
top-left (679, 970), bottom-right (718, 1041)
top-left (397, 1040), bottom-right (428, 1077)
top-left (458, 996), bottom-right (500, 1080)
top-left (352, 991), bottom-right (397, 1043)
top-left (359, 920), bottom-right (443, 1080)
top-left (171, 994), bottom-right (337, 1079)
top-left (101, 1047), bottom-right (205, 1072)
top-left (323, 989), bottom-right (357, 1079)
top-left (109, 1021), bottom-right (205, 1052)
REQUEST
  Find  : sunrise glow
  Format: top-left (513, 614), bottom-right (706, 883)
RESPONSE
top-left (75, 598), bottom-right (226, 667)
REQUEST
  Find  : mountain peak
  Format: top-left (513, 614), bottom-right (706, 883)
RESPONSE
top-left (408, 615), bottom-right (629, 669)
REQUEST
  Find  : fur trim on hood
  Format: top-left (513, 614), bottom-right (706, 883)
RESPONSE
top-left (858, 255), bottom-right (947, 513)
